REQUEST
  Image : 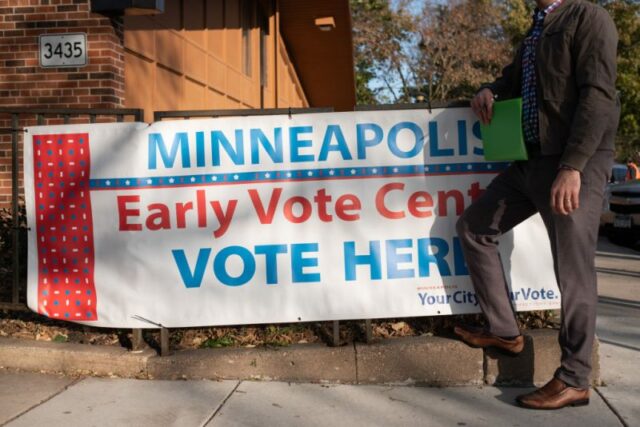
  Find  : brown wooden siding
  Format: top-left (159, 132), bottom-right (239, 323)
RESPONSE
top-left (123, 0), bottom-right (308, 122)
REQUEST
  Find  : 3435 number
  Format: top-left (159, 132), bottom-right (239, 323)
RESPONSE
top-left (42, 41), bottom-right (83, 59)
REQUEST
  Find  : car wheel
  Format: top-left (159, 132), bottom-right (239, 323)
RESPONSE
top-left (607, 231), bottom-right (640, 247)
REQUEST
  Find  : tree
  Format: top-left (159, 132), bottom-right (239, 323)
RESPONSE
top-left (414, 0), bottom-right (511, 102)
top-left (350, 0), bottom-right (416, 104)
top-left (351, 0), bottom-right (640, 161)
top-left (603, 0), bottom-right (640, 160)
top-left (498, 0), bottom-right (533, 49)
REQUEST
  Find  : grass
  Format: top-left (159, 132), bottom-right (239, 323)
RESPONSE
top-left (52, 334), bottom-right (68, 343)
top-left (200, 335), bottom-right (235, 348)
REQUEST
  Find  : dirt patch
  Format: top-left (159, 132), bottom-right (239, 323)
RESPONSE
top-left (0, 309), bottom-right (559, 352)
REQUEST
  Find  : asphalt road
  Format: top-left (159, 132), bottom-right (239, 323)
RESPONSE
top-left (595, 236), bottom-right (640, 426)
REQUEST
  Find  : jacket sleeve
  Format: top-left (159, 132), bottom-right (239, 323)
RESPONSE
top-left (560, 7), bottom-right (619, 171)
top-left (479, 49), bottom-right (520, 100)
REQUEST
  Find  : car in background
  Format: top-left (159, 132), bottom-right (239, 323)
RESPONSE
top-left (601, 174), bottom-right (640, 246)
top-left (610, 163), bottom-right (627, 184)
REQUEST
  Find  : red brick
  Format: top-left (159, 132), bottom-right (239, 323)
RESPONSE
top-left (36, 96), bottom-right (58, 103)
top-left (82, 64), bottom-right (101, 72)
top-left (59, 80), bottom-right (79, 88)
top-left (5, 14), bottom-right (25, 22)
top-left (87, 26), bottom-right (112, 34)
top-left (99, 63), bottom-right (119, 73)
top-left (90, 41), bottom-right (112, 50)
top-left (39, 73), bottom-right (61, 81)
top-left (12, 96), bottom-right (37, 104)
top-left (14, 36), bottom-right (36, 44)
top-left (92, 57), bottom-right (114, 66)
top-left (57, 5), bottom-right (77, 12)
top-left (13, 51), bottom-right (35, 59)
top-left (23, 13), bottom-right (48, 20)
top-left (3, 29), bottom-right (24, 36)
top-left (56, 96), bottom-right (78, 103)
top-left (5, 74), bottom-right (25, 82)
top-left (66, 11), bottom-right (88, 19)
top-left (78, 95), bottom-right (100, 103)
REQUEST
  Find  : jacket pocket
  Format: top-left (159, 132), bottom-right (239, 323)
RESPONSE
top-left (539, 98), bottom-right (572, 151)
top-left (540, 72), bottom-right (573, 101)
top-left (538, 29), bottom-right (573, 100)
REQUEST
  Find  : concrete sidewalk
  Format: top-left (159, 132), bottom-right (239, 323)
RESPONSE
top-left (0, 370), bottom-right (627, 427)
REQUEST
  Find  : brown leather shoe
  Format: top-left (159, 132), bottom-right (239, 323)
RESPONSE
top-left (453, 325), bottom-right (524, 355)
top-left (516, 378), bottom-right (590, 409)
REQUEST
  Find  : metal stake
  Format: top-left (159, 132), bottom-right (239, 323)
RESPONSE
top-left (11, 114), bottom-right (19, 304)
top-left (160, 327), bottom-right (170, 356)
top-left (365, 319), bottom-right (373, 343)
top-left (131, 328), bottom-right (145, 351)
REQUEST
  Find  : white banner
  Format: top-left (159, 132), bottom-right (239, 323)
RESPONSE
top-left (24, 108), bottom-right (559, 328)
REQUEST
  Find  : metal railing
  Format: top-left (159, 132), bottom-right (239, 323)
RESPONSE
top-left (0, 108), bottom-right (145, 346)
top-left (153, 107), bottom-right (333, 121)
top-left (355, 100), bottom-right (470, 112)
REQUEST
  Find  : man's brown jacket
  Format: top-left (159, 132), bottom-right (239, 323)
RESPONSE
top-left (484, 0), bottom-right (619, 171)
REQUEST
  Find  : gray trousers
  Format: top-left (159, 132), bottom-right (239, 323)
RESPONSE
top-left (456, 150), bottom-right (613, 388)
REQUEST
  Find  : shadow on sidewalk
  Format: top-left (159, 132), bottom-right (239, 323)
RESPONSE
top-left (488, 334), bottom-right (536, 407)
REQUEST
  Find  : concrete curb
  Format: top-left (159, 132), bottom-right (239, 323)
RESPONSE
top-left (148, 343), bottom-right (357, 383)
top-left (0, 338), bottom-right (154, 378)
top-left (356, 335), bottom-right (484, 386)
top-left (0, 329), bottom-right (600, 386)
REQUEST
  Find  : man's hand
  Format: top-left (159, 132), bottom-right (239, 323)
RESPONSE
top-left (550, 169), bottom-right (581, 215)
top-left (471, 88), bottom-right (495, 125)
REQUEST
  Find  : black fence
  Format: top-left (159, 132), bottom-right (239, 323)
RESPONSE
top-left (0, 108), bottom-right (144, 308)
top-left (0, 108), bottom-right (146, 348)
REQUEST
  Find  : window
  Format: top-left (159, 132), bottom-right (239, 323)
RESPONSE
top-left (241, 0), bottom-right (255, 77)
top-left (259, 6), bottom-right (269, 87)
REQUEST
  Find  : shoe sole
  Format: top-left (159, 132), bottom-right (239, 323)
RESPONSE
top-left (453, 328), bottom-right (524, 356)
top-left (516, 399), bottom-right (590, 410)
top-left (460, 340), bottom-right (523, 357)
top-left (493, 346), bottom-right (524, 357)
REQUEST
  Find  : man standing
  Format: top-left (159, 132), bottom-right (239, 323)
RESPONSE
top-left (454, 0), bottom-right (619, 410)
top-left (626, 157), bottom-right (639, 180)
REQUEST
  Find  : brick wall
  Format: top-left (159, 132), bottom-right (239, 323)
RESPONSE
top-left (0, 0), bottom-right (125, 108)
top-left (0, 0), bottom-right (126, 208)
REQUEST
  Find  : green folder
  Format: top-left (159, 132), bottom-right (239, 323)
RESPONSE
top-left (480, 97), bottom-right (528, 161)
